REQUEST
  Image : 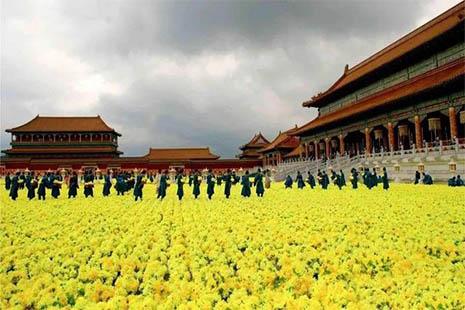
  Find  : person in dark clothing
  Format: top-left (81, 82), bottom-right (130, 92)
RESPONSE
top-left (116, 174), bottom-right (126, 195)
top-left (206, 170), bottom-right (215, 200)
top-left (448, 176), bottom-right (456, 187)
top-left (382, 167), bottom-right (389, 190)
top-left (284, 175), bottom-right (293, 189)
top-left (84, 171), bottom-right (94, 198)
top-left (157, 170), bottom-right (169, 200)
top-left (364, 169), bottom-right (373, 189)
top-left (51, 172), bottom-right (63, 199)
top-left (241, 171), bottom-right (251, 197)
top-left (422, 172), bottom-right (433, 185)
top-left (371, 168), bottom-right (378, 187)
top-left (5, 172), bottom-right (11, 191)
top-left (223, 169), bottom-right (233, 199)
top-left (321, 171), bottom-right (329, 190)
top-left (9, 172), bottom-right (20, 200)
top-left (296, 171), bottom-right (305, 189)
top-left (330, 170), bottom-right (337, 185)
top-left (134, 171), bottom-right (145, 201)
top-left (19, 172), bottom-right (26, 190)
top-left (317, 169), bottom-right (323, 187)
top-left (38, 173), bottom-right (47, 200)
top-left (414, 170), bottom-right (421, 184)
top-left (456, 175), bottom-right (464, 186)
top-left (340, 170), bottom-right (346, 187)
top-left (176, 170), bottom-right (185, 201)
top-left (68, 172), bottom-right (79, 198)
top-left (335, 173), bottom-right (343, 190)
top-left (350, 168), bottom-right (359, 189)
top-left (102, 171), bottom-right (112, 196)
top-left (25, 171), bottom-right (36, 200)
top-left (306, 171), bottom-right (316, 189)
top-left (254, 168), bottom-right (265, 197)
top-left (192, 170), bottom-right (201, 199)
top-left (216, 173), bottom-right (223, 186)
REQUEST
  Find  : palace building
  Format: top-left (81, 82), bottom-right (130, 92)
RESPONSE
top-left (291, 2), bottom-right (465, 160)
top-left (1, 116), bottom-right (261, 171)
top-left (3, 116), bottom-right (122, 159)
top-left (258, 126), bottom-right (300, 166)
top-left (237, 132), bottom-right (270, 160)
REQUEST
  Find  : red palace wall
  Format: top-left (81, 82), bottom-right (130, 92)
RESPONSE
top-left (0, 157), bottom-right (262, 173)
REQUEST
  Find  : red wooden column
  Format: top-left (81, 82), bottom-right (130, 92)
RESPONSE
top-left (449, 107), bottom-right (458, 139)
top-left (325, 138), bottom-right (330, 158)
top-left (365, 128), bottom-right (372, 154)
top-left (314, 141), bottom-right (319, 159)
top-left (414, 115), bottom-right (423, 148)
top-left (338, 134), bottom-right (345, 155)
top-left (388, 122), bottom-right (395, 151)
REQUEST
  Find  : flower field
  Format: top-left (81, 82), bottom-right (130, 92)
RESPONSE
top-left (1, 183), bottom-right (465, 309)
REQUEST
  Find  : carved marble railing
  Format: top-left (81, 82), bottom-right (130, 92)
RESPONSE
top-left (272, 138), bottom-right (465, 181)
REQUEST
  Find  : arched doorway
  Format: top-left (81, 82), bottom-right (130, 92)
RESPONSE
top-left (344, 131), bottom-right (365, 157)
top-left (318, 139), bottom-right (326, 159)
top-left (329, 136), bottom-right (339, 158)
top-left (307, 143), bottom-right (315, 160)
top-left (422, 112), bottom-right (450, 145)
top-left (395, 120), bottom-right (414, 150)
top-left (370, 126), bottom-right (388, 153)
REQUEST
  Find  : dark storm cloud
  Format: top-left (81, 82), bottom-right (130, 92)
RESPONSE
top-left (1, 0), bottom-right (460, 156)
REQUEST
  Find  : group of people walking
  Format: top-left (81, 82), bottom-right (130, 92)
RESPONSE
top-left (4, 168), bottom-right (270, 201)
top-left (284, 167), bottom-right (390, 191)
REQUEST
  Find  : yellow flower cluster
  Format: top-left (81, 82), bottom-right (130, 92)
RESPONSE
top-left (1, 183), bottom-right (464, 309)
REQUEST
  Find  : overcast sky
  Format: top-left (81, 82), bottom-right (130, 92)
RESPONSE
top-left (1, 0), bottom-right (461, 157)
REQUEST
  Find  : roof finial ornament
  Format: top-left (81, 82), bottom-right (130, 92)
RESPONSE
top-left (344, 64), bottom-right (349, 74)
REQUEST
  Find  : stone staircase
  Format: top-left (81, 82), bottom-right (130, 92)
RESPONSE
top-left (270, 142), bottom-right (465, 183)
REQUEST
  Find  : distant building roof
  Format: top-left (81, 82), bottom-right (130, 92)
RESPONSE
top-left (303, 2), bottom-right (465, 108)
top-left (294, 58), bottom-right (464, 136)
top-left (144, 147), bottom-right (220, 161)
top-left (258, 126), bottom-right (300, 153)
top-left (240, 132), bottom-right (270, 150)
top-left (6, 115), bottom-right (121, 135)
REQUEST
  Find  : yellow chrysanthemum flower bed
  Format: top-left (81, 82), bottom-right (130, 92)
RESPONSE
top-left (1, 183), bottom-right (464, 309)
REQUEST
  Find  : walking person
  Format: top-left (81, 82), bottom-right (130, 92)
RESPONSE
top-left (134, 171), bottom-right (145, 201)
top-left (254, 168), bottom-right (265, 197)
top-left (296, 171), bottom-right (305, 189)
top-left (68, 171), bottom-right (79, 198)
top-left (382, 167), bottom-right (389, 190)
top-left (102, 170), bottom-right (112, 197)
top-left (9, 171), bottom-right (20, 201)
top-left (193, 170), bottom-right (201, 199)
top-left (241, 170), bottom-right (251, 197)
top-left (206, 170), bottom-right (215, 200)
top-left (84, 170), bottom-right (94, 198)
top-left (176, 169), bottom-right (185, 201)
top-left (38, 173), bottom-right (47, 200)
top-left (157, 170), bottom-right (169, 200)
top-left (223, 169), bottom-right (233, 199)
